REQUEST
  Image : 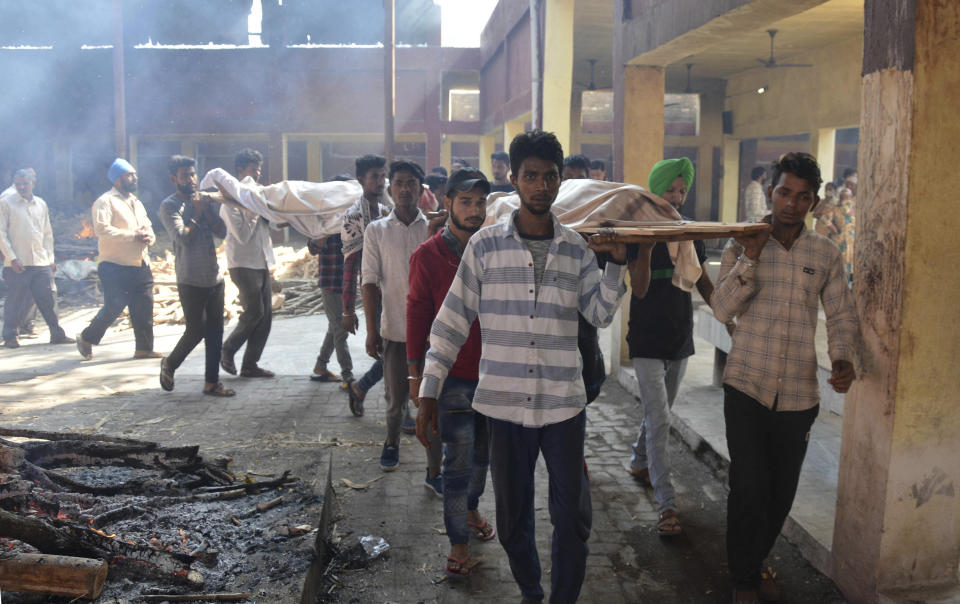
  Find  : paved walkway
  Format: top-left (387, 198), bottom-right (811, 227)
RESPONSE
top-left (0, 308), bottom-right (843, 603)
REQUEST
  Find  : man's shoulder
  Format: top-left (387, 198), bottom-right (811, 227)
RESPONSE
top-left (158, 195), bottom-right (181, 210)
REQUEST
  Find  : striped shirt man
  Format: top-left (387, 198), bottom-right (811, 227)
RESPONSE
top-left (420, 210), bottom-right (627, 428)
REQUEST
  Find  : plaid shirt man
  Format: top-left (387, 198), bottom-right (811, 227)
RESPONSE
top-left (712, 226), bottom-right (858, 411)
top-left (311, 233), bottom-right (344, 293)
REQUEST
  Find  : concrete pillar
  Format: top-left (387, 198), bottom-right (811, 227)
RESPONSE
top-left (478, 135), bottom-right (495, 178)
top-left (541, 0), bottom-right (575, 152)
top-left (569, 89), bottom-right (583, 156)
top-left (52, 140), bottom-right (73, 206)
top-left (832, 2), bottom-right (960, 602)
top-left (426, 128), bottom-right (442, 172)
top-left (720, 138), bottom-right (740, 223)
top-left (504, 120), bottom-right (525, 151)
top-left (440, 137), bottom-right (452, 173)
top-left (307, 139), bottom-right (323, 182)
top-left (621, 65), bottom-right (664, 187)
top-left (810, 127), bottom-right (836, 191)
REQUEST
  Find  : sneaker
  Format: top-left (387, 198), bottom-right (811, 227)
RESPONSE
top-left (401, 413), bottom-right (416, 435)
top-left (76, 336), bottom-right (92, 360)
top-left (424, 469), bottom-right (443, 498)
top-left (379, 443), bottom-right (399, 472)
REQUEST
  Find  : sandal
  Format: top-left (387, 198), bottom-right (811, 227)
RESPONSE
top-left (203, 383), bottom-right (236, 397)
top-left (309, 369), bottom-right (340, 382)
top-left (347, 382), bottom-right (365, 417)
top-left (220, 352), bottom-right (237, 376)
top-left (240, 366), bottom-right (275, 378)
top-left (445, 555), bottom-right (472, 579)
top-left (658, 509), bottom-right (682, 537)
top-left (159, 358), bottom-right (175, 392)
top-left (466, 517), bottom-right (496, 541)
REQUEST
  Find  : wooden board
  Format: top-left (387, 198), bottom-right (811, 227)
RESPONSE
top-left (573, 220), bottom-right (771, 242)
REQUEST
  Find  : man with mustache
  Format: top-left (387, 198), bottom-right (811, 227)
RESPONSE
top-left (419, 130), bottom-right (630, 603)
top-left (713, 152), bottom-right (858, 603)
top-left (360, 160), bottom-right (442, 480)
top-left (408, 168), bottom-right (496, 578)
top-left (77, 159), bottom-right (157, 360)
top-left (157, 155), bottom-right (233, 397)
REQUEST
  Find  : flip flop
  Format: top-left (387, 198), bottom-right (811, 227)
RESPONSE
top-left (466, 517), bottom-right (496, 541)
top-left (309, 369), bottom-right (341, 382)
top-left (159, 358), bottom-right (175, 392)
top-left (220, 353), bottom-right (237, 376)
top-left (240, 367), bottom-right (275, 378)
top-left (347, 382), bottom-right (365, 417)
top-left (658, 509), bottom-right (682, 537)
top-left (445, 555), bottom-right (472, 579)
top-left (203, 383), bottom-right (236, 397)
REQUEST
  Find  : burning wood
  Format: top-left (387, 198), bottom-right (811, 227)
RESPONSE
top-left (0, 552), bottom-right (108, 599)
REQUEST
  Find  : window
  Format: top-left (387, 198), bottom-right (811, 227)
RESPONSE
top-left (448, 89), bottom-right (480, 122)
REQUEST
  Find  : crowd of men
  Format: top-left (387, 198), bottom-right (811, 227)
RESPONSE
top-left (0, 131), bottom-right (857, 604)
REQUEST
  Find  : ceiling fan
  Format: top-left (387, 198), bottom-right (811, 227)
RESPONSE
top-left (757, 29), bottom-right (813, 69)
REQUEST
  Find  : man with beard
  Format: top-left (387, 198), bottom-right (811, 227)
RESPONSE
top-left (408, 168), bottom-right (496, 578)
top-left (360, 160), bottom-right (442, 481)
top-left (419, 131), bottom-right (630, 603)
top-left (157, 155), bottom-right (233, 397)
top-left (77, 159), bottom-right (158, 360)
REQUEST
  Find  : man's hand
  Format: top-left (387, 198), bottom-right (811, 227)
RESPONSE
top-left (828, 360), bottom-right (856, 393)
top-left (10, 259), bottom-right (24, 273)
top-left (587, 232), bottom-right (627, 264)
top-left (365, 331), bottom-right (383, 360)
top-left (426, 209), bottom-right (448, 236)
top-left (416, 397), bottom-right (439, 448)
top-left (733, 217), bottom-right (771, 260)
top-left (49, 262), bottom-right (56, 273)
top-left (342, 313), bottom-right (358, 334)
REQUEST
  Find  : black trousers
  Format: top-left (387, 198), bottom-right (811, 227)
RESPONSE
top-left (2, 266), bottom-right (64, 342)
top-left (81, 261), bottom-right (155, 352)
top-left (723, 384), bottom-right (818, 589)
top-left (166, 282), bottom-right (225, 385)
top-left (223, 267), bottom-right (272, 371)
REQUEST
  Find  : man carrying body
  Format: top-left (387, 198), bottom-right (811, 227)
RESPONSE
top-left (158, 155), bottom-right (234, 397)
top-left (420, 131), bottom-right (629, 603)
top-left (309, 174), bottom-right (353, 384)
top-left (713, 152), bottom-right (857, 603)
top-left (0, 168), bottom-right (73, 348)
top-left (77, 159), bottom-right (158, 360)
top-left (360, 160), bottom-right (442, 481)
top-left (626, 157), bottom-right (716, 537)
top-left (409, 168), bottom-right (496, 577)
top-left (490, 151), bottom-right (514, 193)
top-left (341, 154), bottom-right (389, 416)
top-left (744, 166), bottom-right (768, 223)
top-left (220, 148), bottom-right (275, 379)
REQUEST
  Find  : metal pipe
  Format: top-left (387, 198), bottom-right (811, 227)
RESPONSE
top-left (530, 0), bottom-right (542, 130)
top-left (112, 0), bottom-right (127, 158)
top-left (384, 0), bottom-right (396, 163)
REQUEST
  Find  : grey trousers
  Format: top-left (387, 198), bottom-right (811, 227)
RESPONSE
top-left (316, 287), bottom-right (352, 379)
top-left (2, 266), bottom-right (64, 342)
top-left (383, 339), bottom-right (441, 468)
top-left (223, 267), bottom-right (272, 371)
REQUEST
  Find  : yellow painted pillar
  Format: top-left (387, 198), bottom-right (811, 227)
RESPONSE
top-left (622, 65), bottom-right (664, 187)
top-left (478, 135), bottom-right (495, 178)
top-left (306, 139), bottom-right (323, 182)
top-left (180, 138), bottom-right (197, 158)
top-left (541, 0), bottom-right (575, 153)
top-left (720, 137), bottom-right (740, 223)
top-left (832, 2), bottom-right (960, 601)
top-left (504, 120), bottom-right (525, 151)
top-left (810, 127), bottom-right (836, 190)
top-left (440, 137), bottom-right (452, 173)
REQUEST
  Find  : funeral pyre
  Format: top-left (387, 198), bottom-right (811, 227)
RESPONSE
top-left (0, 428), bottom-right (322, 601)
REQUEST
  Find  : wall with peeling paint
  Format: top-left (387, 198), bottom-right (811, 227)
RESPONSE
top-left (724, 35), bottom-right (862, 139)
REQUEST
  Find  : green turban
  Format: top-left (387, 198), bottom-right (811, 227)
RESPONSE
top-left (648, 157), bottom-right (695, 197)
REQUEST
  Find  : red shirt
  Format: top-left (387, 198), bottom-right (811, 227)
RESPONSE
top-left (406, 230), bottom-right (481, 381)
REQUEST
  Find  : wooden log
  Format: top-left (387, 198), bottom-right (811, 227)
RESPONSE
top-left (0, 428), bottom-right (154, 446)
top-left (137, 593), bottom-right (252, 602)
top-left (0, 553), bottom-right (108, 599)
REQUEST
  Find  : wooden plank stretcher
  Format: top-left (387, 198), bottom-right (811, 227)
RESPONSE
top-left (573, 220), bottom-right (771, 242)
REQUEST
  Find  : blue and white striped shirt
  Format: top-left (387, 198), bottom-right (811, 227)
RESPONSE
top-left (420, 211), bottom-right (627, 427)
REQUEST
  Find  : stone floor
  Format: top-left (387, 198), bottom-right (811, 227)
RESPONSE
top-left (0, 307), bottom-right (845, 603)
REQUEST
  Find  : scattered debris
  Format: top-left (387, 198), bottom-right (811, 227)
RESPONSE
top-left (339, 474), bottom-right (386, 490)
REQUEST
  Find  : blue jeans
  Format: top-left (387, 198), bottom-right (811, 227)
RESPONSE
top-left (489, 411), bottom-right (591, 603)
top-left (629, 356), bottom-right (687, 514)
top-left (437, 376), bottom-right (489, 545)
